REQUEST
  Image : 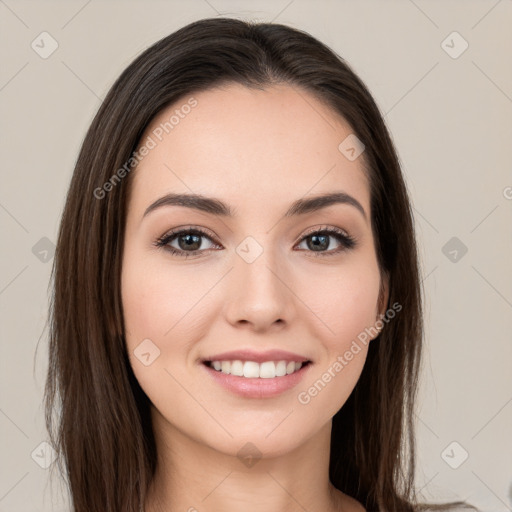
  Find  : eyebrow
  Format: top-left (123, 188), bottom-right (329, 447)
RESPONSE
top-left (143, 191), bottom-right (367, 221)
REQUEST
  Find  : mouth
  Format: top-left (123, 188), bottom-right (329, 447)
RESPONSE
top-left (200, 352), bottom-right (313, 399)
top-left (203, 359), bottom-right (312, 379)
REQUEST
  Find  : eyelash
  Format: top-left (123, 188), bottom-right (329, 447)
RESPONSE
top-left (153, 225), bottom-right (357, 259)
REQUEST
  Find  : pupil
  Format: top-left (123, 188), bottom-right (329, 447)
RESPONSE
top-left (309, 234), bottom-right (328, 251)
top-left (179, 234), bottom-right (201, 250)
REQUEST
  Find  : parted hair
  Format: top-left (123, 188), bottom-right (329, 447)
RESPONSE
top-left (44, 17), bottom-right (477, 512)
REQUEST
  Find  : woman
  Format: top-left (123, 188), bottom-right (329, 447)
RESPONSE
top-left (44, 17), bottom-right (478, 512)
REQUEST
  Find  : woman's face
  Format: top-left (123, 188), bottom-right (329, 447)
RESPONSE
top-left (121, 83), bottom-right (387, 458)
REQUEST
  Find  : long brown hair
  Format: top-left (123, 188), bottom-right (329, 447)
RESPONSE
top-left (43, 17), bottom-right (477, 512)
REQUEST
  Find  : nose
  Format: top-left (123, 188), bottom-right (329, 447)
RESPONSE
top-left (223, 248), bottom-right (295, 333)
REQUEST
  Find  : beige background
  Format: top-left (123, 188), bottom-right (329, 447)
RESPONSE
top-left (1, 1), bottom-right (511, 511)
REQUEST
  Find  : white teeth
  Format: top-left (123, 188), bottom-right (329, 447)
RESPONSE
top-left (259, 361), bottom-right (275, 379)
top-left (243, 361), bottom-right (259, 378)
top-left (208, 359), bottom-right (307, 378)
top-left (275, 361), bottom-right (287, 377)
top-left (230, 360), bottom-right (244, 376)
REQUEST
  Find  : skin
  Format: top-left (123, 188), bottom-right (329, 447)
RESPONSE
top-left (121, 83), bottom-right (388, 512)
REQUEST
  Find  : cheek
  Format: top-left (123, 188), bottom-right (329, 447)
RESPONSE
top-left (297, 343), bottom-right (369, 422)
top-left (295, 270), bottom-right (377, 418)
top-left (297, 257), bottom-right (381, 350)
top-left (121, 251), bottom-right (214, 416)
top-left (290, 258), bottom-right (380, 414)
top-left (121, 250), bottom-right (212, 345)
top-left (121, 248), bottom-right (200, 385)
top-left (121, 246), bottom-right (233, 405)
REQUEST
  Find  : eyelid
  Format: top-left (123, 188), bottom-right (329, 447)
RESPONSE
top-left (158, 224), bottom-right (352, 243)
top-left (295, 224), bottom-right (352, 243)
top-left (158, 224), bottom-right (219, 243)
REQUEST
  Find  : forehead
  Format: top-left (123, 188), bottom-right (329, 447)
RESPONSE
top-left (129, 83), bottom-right (370, 219)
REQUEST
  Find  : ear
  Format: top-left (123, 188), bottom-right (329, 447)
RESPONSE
top-left (377, 270), bottom-right (390, 319)
top-left (372, 270), bottom-right (390, 340)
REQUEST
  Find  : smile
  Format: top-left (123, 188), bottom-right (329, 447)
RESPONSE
top-left (201, 360), bottom-right (312, 398)
top-left (205, 360), bottom-right (309, 378)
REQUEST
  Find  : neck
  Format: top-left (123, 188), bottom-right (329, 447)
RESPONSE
top-left (144, 406), bottom-right (347, 512)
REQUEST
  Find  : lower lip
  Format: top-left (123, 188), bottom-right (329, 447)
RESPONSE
top-left (201, 362), bottom-right (312, 398)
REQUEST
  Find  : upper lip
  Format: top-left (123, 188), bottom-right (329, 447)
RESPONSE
top-left (202, 349), bottom-right (311, 364)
